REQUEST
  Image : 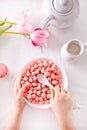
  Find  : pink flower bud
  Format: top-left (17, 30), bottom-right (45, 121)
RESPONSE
top-left (15, 11), bottom-right (31, 26)
top-left (30, 28), bottom-right (49, 47)
top-left (15, 11), bottom-right (32, 33)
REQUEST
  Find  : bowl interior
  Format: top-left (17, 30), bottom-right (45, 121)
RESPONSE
top-left (18, 58), bottom-right (68, 109)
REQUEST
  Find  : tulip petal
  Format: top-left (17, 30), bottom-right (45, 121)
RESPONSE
top-left (30, 28), bottom-right (49, 47)
top-left (32, 41), bottom-right (39, 46)
top-left (15, 11), bottom-right (32, 33)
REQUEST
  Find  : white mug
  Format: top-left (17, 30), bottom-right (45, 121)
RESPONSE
top-left (60, 39), bottom-right (87, 62)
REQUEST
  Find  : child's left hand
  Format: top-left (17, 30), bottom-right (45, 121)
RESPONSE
top-left (13, 80), bottom-right (26, 112)
top-left (4, 81), bottom-right (26, 130)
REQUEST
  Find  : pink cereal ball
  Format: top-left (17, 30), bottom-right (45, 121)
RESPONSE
top-left (44, 87), bottom-right (48, 92)
top-left (43, 61), bottom-right (48, 66)
top-left (39, 101), bottom-right (44, 105)
top-left (21, 84), bottom-right (26, 89)
top-left (24, 76), bottom-right (28, 81)
top-left (36, 91), bottom-right (41, 96)
top-left (52, 80), bottom-right (58, 85)
top-left (30, 87), bottom-right (34, 91)
top-left (32, 100), bottom-right (36, 104)
top-left (46, 67), bottom-right (50, 71)
top-left (21, 80), bottom-right (25, 85)
top-left (27, 65), bottom-right (31, 69)
top-left (51, 64), bottom-right (56, 69)
top-left (33, 90), bottom-right (37, 94)
top-left (53, 69), bottom-right (57, 74)
top-left (31, 67), bottom-right (35, 71)
top-left (38, 63), bottom-right (43, 67)
top-left (30, 63), bottom-right (34, 67)
top-left (33, 76), bottom-right (37, 81)
top-left (39, 97), bottom-right (43, 101)
top-left (32, 82), bottom-right (38, 87)
top-left (47, 94), bottom-right (50, 99)
top-left (47, 90), bottom-right (50, 94)
top-left (37, 60), bottom-right (42, 64)
top-left (41, 69), bottom-right (45, 73)
top-left (58, 78), bottom-right (62, 84)
top-left (41, 84), bottom-right (46, 88)
top-left (44, 71), bottom-right (50, 77)
top-left (27, 94), bottom-right (32, 99)
top-left (24, 81), bottom-right (30, 87)
top-left (51, 74), bottom-right (56, 80)
top-left (0, 63), bottom-right (8, 78)
top-left (35, 96), bottom-right (39, 102)
top-left (29, 77), bottom-right (33, 83)
top-left (42, 88), bottom-right (46, 93)
top-left (58, 74), bottom-right (62, 78)
top-left (26, 72), bottom-right (30, 76)
top-left (32, 94), bottom-right (36, 99)
top-left (37, 84), bottom-right (41, 90)
top-left (48, 61), bottom-right (52, 65)
top-left (35, 69), bottom-right (39, 74)
top-left (41, 93), bottom-right (46, 98)
top-left (28, 90), bottom-right (33, 94)
top-left (28, 98), bottom-right (32, 102)
top-left (33, 87), bottom-right (37, 90)
top-left (47, 77), bottom-right (51, 82)
top-left (55, 75), bottom-right (59, 80)
top-left (31, 72), bottom-right (35, 76)
top-left (45, 100), bottom-right (49, 104)
top-left (26, 86), bottom-right (30, 90)
top-left (34, 64), bottom-right (38, 69)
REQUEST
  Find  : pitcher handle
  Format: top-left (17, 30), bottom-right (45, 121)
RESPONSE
top-left (40, 15), bottom-right (55, 29)
top-left (84, 42), bottom-right (87, 48)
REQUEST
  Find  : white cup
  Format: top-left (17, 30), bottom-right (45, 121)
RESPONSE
top-left (60, 39), bottom-right (87, 62)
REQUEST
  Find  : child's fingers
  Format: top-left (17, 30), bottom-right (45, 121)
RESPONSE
top-left (60, 85), bottom-right (70, 96)
top-left (61, 86), bottom-right (65, 93)
top-left (60, 84), bottom-right (66, 93)
top-left (17, 86), bottom-right (25, 99)
top-left (55, 85), bottom-right (61, 97)
top-left (50, 88), bottom-right (55, 101)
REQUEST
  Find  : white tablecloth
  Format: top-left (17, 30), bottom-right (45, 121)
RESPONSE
top-left (0, 0), bottom-right (87, 130)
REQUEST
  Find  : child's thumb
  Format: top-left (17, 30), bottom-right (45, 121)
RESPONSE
top-left (17, 87), bottom-right (25, 98)
top-left (50, 88), bottom-right (55, 101)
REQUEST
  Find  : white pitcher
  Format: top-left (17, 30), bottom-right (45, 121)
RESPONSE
top-left (40, 0), bottom-right (80, 29)
top-left (60, 39), bottom-right (87, 62)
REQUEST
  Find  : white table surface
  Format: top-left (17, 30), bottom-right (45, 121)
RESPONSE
top-left (0, 0), bottom-right (87, 130)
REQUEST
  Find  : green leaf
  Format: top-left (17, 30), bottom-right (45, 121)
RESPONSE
top-left (0, 18), bottom-right (6, 26)
top-left (0, 24), bottom-right (12, 34)
top-left (0, 22), bottom-right (5, 26)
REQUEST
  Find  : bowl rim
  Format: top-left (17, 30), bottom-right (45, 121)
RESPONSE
top-left (17, 58), bottom-right (68, 109)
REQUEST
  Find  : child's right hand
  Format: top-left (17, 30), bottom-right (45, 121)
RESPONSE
top-left (50, 85), bottom-right (74, 119)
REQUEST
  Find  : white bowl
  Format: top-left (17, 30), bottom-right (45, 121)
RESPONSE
top-left (17, 58), bottom-right (68, 109)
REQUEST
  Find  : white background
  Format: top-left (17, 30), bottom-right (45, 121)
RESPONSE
top-left (0, 0), bottom-right (87, 130)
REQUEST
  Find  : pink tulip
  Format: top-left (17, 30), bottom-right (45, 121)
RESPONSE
top-left (30, 28), bottom-right (49, 47)
top-left (19, 24), bottom-right (32, 33)
top-left (15, 11), bottom-right (32, 33)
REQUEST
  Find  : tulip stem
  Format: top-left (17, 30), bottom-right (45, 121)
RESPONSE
top-left (0, 20), bottom-right (16, 25)
top-left (1, 31), bottom-right (30, 36)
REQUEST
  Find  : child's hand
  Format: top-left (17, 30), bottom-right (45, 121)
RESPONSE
top-left (4, 81), bottom-right (26, 130)
top-left (50, 85), bottom-right (74, 119)
top-left (13, 80), bottom-right (26, 112)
